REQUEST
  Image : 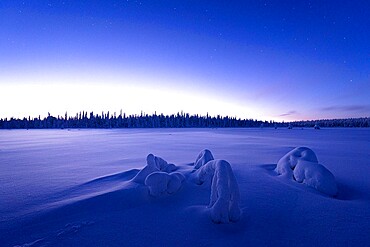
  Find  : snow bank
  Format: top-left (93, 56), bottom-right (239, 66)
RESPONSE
top-left (194, 158), bottom-right (241, 223)
top-left (132, 154), bottom-right (177, 183)
top-left (194, 149), bottom-right (214, 169)
top-left (276, 147), bottom-right (337, 196)
top-left (145, 172), bottom-right (185, 197)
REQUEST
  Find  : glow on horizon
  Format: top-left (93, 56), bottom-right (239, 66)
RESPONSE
top-left (0, 73), bottom-right (270, 121)
top-left (1, 67), bottom-right (368, 122)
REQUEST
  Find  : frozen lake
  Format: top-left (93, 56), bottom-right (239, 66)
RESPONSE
top-left (1, 128), bottom-right (369, 246)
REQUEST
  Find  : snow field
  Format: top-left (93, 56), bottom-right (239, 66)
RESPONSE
top-left (1, 129), bottom-right (369, 246)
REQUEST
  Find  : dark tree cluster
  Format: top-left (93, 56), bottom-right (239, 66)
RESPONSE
top-left (290, 118), bottom-right (370, 128)
top-left (0, 111), bottom-right (277, 129)
top-left (0, 112), bottom-right (368, 129)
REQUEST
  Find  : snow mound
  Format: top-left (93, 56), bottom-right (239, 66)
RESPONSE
top-left (194, 159), bottom-right (241, 223)
top-left (147, 153), bottom-right (177, 173)
top-left (276, 147), bottom-right (337, 196)
top-left (145, 172), bottom-right (185, 197)
top-left (132, 154), bottom-right (177, 183)
top-left (276, 147), bottom-right (318, 177)
top-left (294, 160), bottom-right (337, 196)
top-left (131, 154), bottom-right (183, 196)
top-left (194, 149), bottom-right (214, 169)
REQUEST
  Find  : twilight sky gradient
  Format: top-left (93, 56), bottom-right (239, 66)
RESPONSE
top-left (1, 0), bottom-right (369, 121)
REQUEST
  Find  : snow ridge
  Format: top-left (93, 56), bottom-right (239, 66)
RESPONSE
top-left (276, 147), bottom-right (337, 196)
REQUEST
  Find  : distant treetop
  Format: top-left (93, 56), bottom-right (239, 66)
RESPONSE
top-left (0, 112), bottom-right (368, 129)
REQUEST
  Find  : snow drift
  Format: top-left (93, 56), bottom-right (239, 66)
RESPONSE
top-left (276, 147), bottom-right (337, 196)
top-left (193, 150), bottom-right (241, 223)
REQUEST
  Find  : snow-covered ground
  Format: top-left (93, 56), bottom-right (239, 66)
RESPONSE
top-left (0, 128), bottom-right (369, 246)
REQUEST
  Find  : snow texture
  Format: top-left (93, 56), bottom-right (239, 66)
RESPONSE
top-left (1, 129), bottom-right (369, 246)
top-left (194, 149), bottom-right (214, 169)
top-left (145, 172), bottom-right (185, 196)
top-left (294, 160), bottom-right (337, 196)
top-left (132, 153), bottom-right (177, 183)
top-left (276, 147), bottom-right (318, 177)
top-left (194, 155), bottom-right (241, 223)
top-left (132, 154), bottom-right (183, 196)
top-left (276, 147), bottom-right (337, 196)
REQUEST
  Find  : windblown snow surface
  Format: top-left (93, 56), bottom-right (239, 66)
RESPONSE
top-left (0, 128), bottom-right (369, 246)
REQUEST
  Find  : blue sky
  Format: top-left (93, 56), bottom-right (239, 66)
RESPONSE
top-left (0, 0), bottom-right (369, 120)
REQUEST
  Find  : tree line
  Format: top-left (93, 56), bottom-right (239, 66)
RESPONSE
top-left (0, 111), bottom-right (272, 129)
top-left (0, 111), bottom-right (368, 129)
top-left (290, 118), bottom-right (369, 128)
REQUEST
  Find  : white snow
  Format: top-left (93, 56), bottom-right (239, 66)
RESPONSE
top-left (193, 157), bottom-right (241, 223)
top-left (0, 128), bottom-right (369, 246)
top-left (167, 172), bottom-right (185, 194)
top-left (293, 160), bottom-right (337, 196)
top-left (194, 149), bottom-right (214, 169)
top-left (276, 146), bottom-right (318, 177)
top-left (133, 154), bottom-right (183, 196)
top-left (132, 153), bottom-right (177, 183)
top-left (276, 147), bottom-right (337, 196)
top-left (145, 171), bottom-right (185, 196)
